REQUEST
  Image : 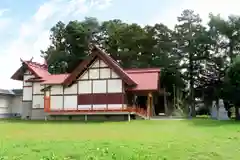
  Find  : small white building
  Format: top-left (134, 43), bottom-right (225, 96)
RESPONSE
top-left (0, 89), bottom-right (22, 118)
top-left (11, 45), bottom-right (166, 121)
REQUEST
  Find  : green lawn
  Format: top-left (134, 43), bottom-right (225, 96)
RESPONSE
top-left (0, 119), bottom-right (239, 160)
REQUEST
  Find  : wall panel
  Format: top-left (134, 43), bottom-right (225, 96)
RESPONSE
top-left (78, 81), bottom-right (91, 93)
top-left (78, 105), bottom-right (92, 110)
top-left (99, 60), bottom-right (107, 67)
top-left (50, 96), bottom-right (63, 110)
top-left (92, 104), bottom-right (106, 109)
top-left (51, 85), bottom-right (63, 95)
top-left (93, 80), bottom-right (106, 93)
top-left (64, 96), bottom-right (77, 110)
top-left (32, 95), bottom-right (44, 108)
top-left (23, 87), bottom-right (32, 101)
top-left (33, 82), bottom-right (42, 94)
top-left (108, 104), bottom-right (124, 109)
top-left (64, 83), bottom-right (77, 94)
top-left (89, 69), bottom-right (99, 79)
top-left (107, 79), bottom-right (122, 93)
top-left (100, 68), bottom-right (110, 79)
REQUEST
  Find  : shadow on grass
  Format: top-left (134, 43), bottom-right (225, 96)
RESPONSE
top-left (187, 118), bottom-right (240, 127)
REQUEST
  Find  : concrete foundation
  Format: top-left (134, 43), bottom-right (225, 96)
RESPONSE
top-left (21, 101), bottom-right (32, 119)
top-left (31, 109), bottom-right (46, 120)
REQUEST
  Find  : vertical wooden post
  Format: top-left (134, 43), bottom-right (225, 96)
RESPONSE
top-left (147, 92), bottom-right (153, 119)
top-left (128, 113), bottom-right (131, 122)
top-left (164, 88), bottom-right (168, 115)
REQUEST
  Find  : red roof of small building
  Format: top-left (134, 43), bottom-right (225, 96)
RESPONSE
top-left (125, 68), bottom-right (160, 91)
top-left (41, 74), bottom-right (70, 85)
top-left (11, 45), bottom-right (161, 91)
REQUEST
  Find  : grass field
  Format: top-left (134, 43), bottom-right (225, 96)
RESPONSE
top-left (0, 119), bottom-right (239, 160)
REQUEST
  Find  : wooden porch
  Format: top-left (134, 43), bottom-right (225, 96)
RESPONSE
top-left (43, 88), bottom-right (169, 120)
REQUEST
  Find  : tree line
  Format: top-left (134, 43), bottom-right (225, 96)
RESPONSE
top-left (41, 9), bottom-right (240, 119)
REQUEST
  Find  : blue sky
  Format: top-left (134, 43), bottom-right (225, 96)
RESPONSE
top-left (0, 0), bottom-right (239, 89)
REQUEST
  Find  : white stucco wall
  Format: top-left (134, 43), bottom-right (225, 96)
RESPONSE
top-left (0, 94), bottom-right (23, 118)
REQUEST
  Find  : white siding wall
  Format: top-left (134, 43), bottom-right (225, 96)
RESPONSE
top-left (78, 105), bottom-right (92, 110)
top-left (0, 108), bottom-right (8, 115)
top-left (50, 96), bottom-right (63, 110)
top-left (0, 96), bottom-right (10, 116)
top-left (89, 69), bottom-right (99, 79)
top-left (23, 87), bottom-right (32, 101)
top-left (100, 68), bottom-right (110, 79)
top-left (33, 82), bottom-right (43, 94)
top-left (51, 85), bottom-right (63, 95)
top-left (64, 83), bottom-right (77, 94)
top-left (32, 95), bottom-right (44, 108)
top-left (11, 96), bottom-right (22, 114)
top-left (92, 104), bottom-right (106, 110)
top-left (64, 96), bottom-right (77, 110)
top-left (23, 70), bottom-right (34, 101)
top-left (93, 80), bottom-right (106, 93)
top-left (107, 79), bottom-right (122, 93)
top-left (77, 58), bottom-right (125, 110)
top-left (78, 80), bottom-right (91, 93)
top-left (99, 60), bottom-right (107, 67)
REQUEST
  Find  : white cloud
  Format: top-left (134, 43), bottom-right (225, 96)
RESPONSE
top-left (0, 0), bottom-right (112, 89)
top-left (0, 8), bottom-right (11, 31)
top-left (150, 0), bottom-right (240, 28)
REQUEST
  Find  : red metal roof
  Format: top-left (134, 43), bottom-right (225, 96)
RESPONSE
top-left (11, 59), bottom-right (50, 81)
top-left (125, 68), bottom-right (160, 91)
top-left (41, 74), bottom-right (70, 85)
top-left (11, 46), bottom-right (161, 92)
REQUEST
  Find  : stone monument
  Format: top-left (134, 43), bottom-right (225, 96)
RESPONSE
top-left (211, 99), bottom-right (229, 120)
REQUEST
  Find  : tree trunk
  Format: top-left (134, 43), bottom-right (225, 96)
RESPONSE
top-left (235, 106), bottom-right (240, 120)
top-left (188, 22), bottom-right (195, 117)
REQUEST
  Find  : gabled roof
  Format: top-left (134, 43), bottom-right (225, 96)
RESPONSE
top-left (0, 89), bottom-right (15, 95)
top-left (63, 45), bottom-right (137, 86)
top-left (11, 59), bottom-right (50, 81)
top-left (11, 45), bottom-right (161, 92)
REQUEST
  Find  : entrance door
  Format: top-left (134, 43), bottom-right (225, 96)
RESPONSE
top-left (155, 96), bottom-right (165, 115)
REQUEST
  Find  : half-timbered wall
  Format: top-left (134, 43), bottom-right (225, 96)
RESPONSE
top-left (32, 82), bottom-right (44, 108)
top-left (46, 58), bottom-right (126, 111)
top-left (78, 58), bottom-right (125, 110)
top-left (23, 70), bottom-right (34, 101)
top-left (49, 83), bottom-right (78, 111)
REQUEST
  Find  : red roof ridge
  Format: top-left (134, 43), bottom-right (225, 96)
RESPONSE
top-left (25, 61), bottom-right (48, 70)
top-left (124, 68), bottom-right (160, 74)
